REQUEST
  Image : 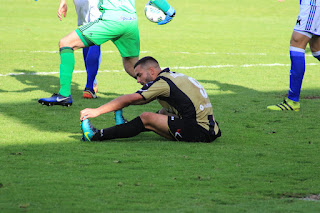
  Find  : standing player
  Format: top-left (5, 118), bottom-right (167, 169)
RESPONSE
top-left (38, 0), bottom-right (175, 123)
top-left (80, 56), bottom-right (221, 143)
top-left (58, 0), bottom-right (101, 99)
top-left (268, 0), bottom-right (320, 111)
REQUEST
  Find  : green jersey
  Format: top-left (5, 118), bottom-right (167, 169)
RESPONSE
top-left (98, 0), bottom-right (136, 20)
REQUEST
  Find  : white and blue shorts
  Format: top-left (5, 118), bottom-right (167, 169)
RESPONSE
top-left (73, 0), bottom-right (101, 26)
top-left (294, 3), bottom-right (320, 37)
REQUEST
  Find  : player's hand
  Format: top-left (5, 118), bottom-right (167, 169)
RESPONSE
top-left (158, 6), bottom-right (175, 25)
top-left (57, 1), bottom-right (68, 21)
top-left (80, 108), bottom-right (99, 120)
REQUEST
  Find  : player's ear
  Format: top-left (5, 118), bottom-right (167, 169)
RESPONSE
top-left (149, 66), bottom-right (155, 75)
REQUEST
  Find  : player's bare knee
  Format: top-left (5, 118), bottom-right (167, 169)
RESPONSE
top-left (310, 44), bottom-right (320, 53)
top-left (59, 38), bottom-right (68, 49)
top-left (290, 37), bottom-right (301, 47)
top-left (139, 112), bottom-right (153, 127)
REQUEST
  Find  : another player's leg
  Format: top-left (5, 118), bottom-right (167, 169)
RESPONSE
top-left (310, 35), bottom-right (320, 61)
top-left (122, 57), bottom-right (139, 78)
top-left (38, 30), bottom-right (85, 106)
top-left (112, 20), bottom-right (140, 124)
top-left (83, 45), bottom-right (101, 99)
top-left (267, 31), bottom-right (310, 111)
top-left (111, 57), bottom-right (140, 124)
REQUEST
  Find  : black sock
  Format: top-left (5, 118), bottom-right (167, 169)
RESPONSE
top-left (92, 116), bottom-right (146, 141)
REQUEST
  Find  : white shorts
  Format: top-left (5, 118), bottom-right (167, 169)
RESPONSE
top-left (294, 4), bottom-right (320, 36)
top-left (73, 0), bottom-right (101, 26)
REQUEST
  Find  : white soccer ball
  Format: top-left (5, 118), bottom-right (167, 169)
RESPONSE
top-left (144, 1), bottom-right (166, 23)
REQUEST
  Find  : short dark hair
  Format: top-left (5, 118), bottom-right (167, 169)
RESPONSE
top-left (134, 56), bottom-right (159, 69)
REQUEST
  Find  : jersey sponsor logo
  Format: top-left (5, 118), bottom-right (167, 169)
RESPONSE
top-left (119, 16), bottom-right (137, 21)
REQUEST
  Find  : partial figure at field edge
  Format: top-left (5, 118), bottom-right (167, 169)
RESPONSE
top-left (268, 0), bottom-right (320, 111)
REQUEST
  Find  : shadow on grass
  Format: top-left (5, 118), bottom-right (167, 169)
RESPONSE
top-left (0, 69), bottom-right (121, 97)
top-left (0, 69), bottom-right (129, 135)
top-left (1, 71), bottom-right (320, 141)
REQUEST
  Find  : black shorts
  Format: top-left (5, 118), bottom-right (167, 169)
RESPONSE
top-left (168, 116), bottom-right (221, 143)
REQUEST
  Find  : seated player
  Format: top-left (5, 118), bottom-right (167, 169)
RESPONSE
top-left (80, 56), bottom-right (221, 143)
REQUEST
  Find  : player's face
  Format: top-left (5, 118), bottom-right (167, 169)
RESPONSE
top-left (135, 65), bottom-right (153, 86)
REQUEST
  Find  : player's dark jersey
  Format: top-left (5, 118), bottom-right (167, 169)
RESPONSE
top-left (136, 68), bottom-right (220, 136)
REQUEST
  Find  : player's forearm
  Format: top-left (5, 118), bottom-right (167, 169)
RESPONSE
top-left (95, 96), bottom-right (128, 115)
top-left (150, 0), bottom-right (171, 13)
top-left (95, 94), bottom-right (143, 115)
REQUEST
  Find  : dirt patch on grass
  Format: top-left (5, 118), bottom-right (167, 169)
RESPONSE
top-left (281, 193), bottom-right (320, 201)
top-left (302, 96), bottom-right (320, 100)
top-left (300, 194), bottom-right (320, 201)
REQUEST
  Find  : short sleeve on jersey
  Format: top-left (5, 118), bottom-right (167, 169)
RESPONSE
top-left (136, 78), bottom-right (170, 101)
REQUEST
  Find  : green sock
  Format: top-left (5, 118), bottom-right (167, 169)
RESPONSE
top-left (59, 47), bottom-right (75, 97)
top-left (151, 0), bottom-right (170, 13)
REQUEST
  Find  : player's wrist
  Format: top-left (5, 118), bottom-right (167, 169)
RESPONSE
top-left (165, 6), bottom-right (175, 16)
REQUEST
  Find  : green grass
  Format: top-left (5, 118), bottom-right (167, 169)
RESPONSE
top-left (1, 0), bottom-right (320, 212)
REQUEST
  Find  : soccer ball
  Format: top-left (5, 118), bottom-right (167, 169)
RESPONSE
top-left (144, 1), bottom-right (166, 23)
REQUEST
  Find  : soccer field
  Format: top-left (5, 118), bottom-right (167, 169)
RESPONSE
top-left (1, 0), bottom-right (320, 212)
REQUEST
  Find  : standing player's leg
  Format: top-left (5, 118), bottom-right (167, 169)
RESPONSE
top-left (267, 3), bottom-right (320, 111)
top-left (287, 31), bottom-right (310, 103)
top-left (122, 57), bottom-right (139, 78)
top-left (80, 0), bottom-right (102, 99)
top-left (83, 45), bottom-right (101, 99)
top-left (112, 18), bottom-right (140, 124)
top-left (267, 31), bottom-right (310, 111)
top-left (310, 35), bottom-right (320, 61)
top-left (112, 57), bottom-right (139, 125)
top-left (38, 31), bottom-right (85, 106)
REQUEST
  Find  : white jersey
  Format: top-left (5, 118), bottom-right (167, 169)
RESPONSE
top-left (300, 0), bottom-right (320, 6)
top-left (295, 0), bottom-right (320, 35)
top-left (73, 0), bottom-right (101, 26)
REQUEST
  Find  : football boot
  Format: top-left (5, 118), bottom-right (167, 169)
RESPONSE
top-left (83, 88), bottom-right (97, 99)
top-left (267, 98), bottom-right (300, 111)
top-left (81, 119), bottom-right (98, 141)
top-left (38, 93), bottom-right (72, 107)
top-left (114, 109), bottom-right (127, 125)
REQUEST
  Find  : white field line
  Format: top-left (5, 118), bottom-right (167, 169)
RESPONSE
top-left (12, 50), bottom-right (150, 54)
top-left (0, 63), bottom-right (318, 77)
top-left (7, 50), bottom-right (316, 57)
